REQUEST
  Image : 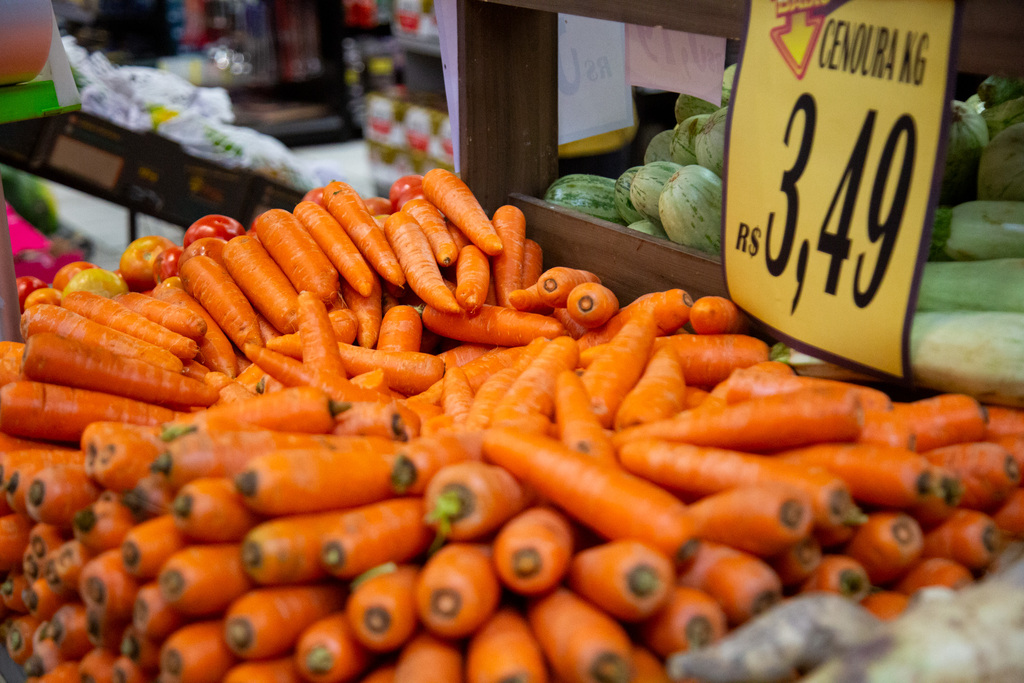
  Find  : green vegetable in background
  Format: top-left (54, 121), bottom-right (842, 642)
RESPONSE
top-left (977, 122), bottom-right (1024, 201)
top-left (940, 100), bottom-right (988, 205)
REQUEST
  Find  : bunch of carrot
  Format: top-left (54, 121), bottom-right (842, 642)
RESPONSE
top-left (0, 170), bottom-right (1022, 682)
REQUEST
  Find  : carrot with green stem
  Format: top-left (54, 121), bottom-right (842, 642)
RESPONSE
top-left (346, 564), bottom-right (419, 652)
top-left (490, 336), bottom-right (579, 430)
top-left (424, 461), bottom-right (531, 544)
top-left (158, 544), bottom-right (253, 616)
top-left (323, 181), bottom-right (405, 288)
top-left (252, 208), bottom-right (341, 302)
top-left (223, 584), bottom-right (348, 660)
top-left (221, 234), bottom-right (300, 334)
top-left (689, 295), bottom-right (750, 335)
top-left (568, 540), bottom-right (674, 622)
top-left (581, 308), bottom-right (657, 428)
top-left (341, 277), bottom-right (383, 349)
top-left (294, 199), bottom-right (377, 298)
top-left (553, 368), bottom-right (616, 464)
top-left (78, 549), bottom-right (139, 624)
top-left (402, 197), bottom-right (458, 267)
top-left (0, 381), bottom-right (180, 444)
top-left (678, 541), bottom-right (783, 626)
top-left (171, 478), bottom-right (262, 543)
top-left (318, 498), bottom-right (433, 580)
top-left (422, 169), bottom-right (503, 256)
top-left (482, 429), bottom-right (700, 563)
top-left (798, 554), bottom-right (871, 601)
top-left (21, 333), bottom-right (219, 408)
top-left (61, 291), bottom-right (199, 360)
top-left (152, 283), bottom-right (237, 377)
top-left (179, 254), bottom-right (262, 350)
top-left (687, 485), bottom-right (813, 558)
top-left (377, 305), bottom-right (423, 352)
top-left (20, 304), bottom-right (183, 374)
top-left (617, 440), bottom-right (863, 530)
top-left (613, 386), bottom-right (864, 453)
top-left (529, 587), bottom-right (633, 683)
top-left (922, 441), bottom-right (1020, 510)
top-left (120, 515), bottom-right (186, 580)
top-left (842, 511), bottom-right (924, 585)
top-left (160, 619), bottom-right (237, 683)
top-left (234, 442), bottom-right (397, 516)
top-left (295, 612), bottom-right (372, 683)
top-left (893, 393), bottom-right (989, 452)
top-left (388, 431), bottom-right (484, 496)
top-left (466, 607), bottom-right (546, 683)
top-left (385, 211), bottom-right (462, 313)
top-left (72, 493), bottom-right (136, 553)
top-left (414, 542), bottom-right (500, 639)
top-left (614, 344), bottom-right (685, 430)
top-left (639, 586), bottom-right (728, 659)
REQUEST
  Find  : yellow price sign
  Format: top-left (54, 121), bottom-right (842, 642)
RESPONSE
top-left (724, 0), bottom-right (962, 379)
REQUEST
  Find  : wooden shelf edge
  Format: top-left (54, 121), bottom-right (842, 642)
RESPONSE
top-left (478, 0), bottom-right (1024, 77)
top-left (510, 193), bottom-right (729, 304)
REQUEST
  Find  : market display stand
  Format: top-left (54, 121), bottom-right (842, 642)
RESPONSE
top-left (455, 0), bottom-right (1024, 305)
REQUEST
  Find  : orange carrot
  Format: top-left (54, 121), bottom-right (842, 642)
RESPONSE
top-left (576, 288), bottom-right (694, 352)
top-left (689, 296), bottom-right (750, 335)
top-left (613, 386), bottom-right (864, 453)
top-left (158, 544), bottom-right (253, 616)
top-left (78, 647), bottom-right (118, 683)
top-left (377, 305), bottom-right (423, 353)
top-left (507, 283), bottom-right (555, 315)
top-left (920, 509), bottom-right (1001, 571)
top-left (346, 564), bottom-right (419, 653)
top-left (61, 291), bottom-right (198, 360)
top-left (332, 400), bottom-right (420, 442)
top-left (650, 334), bottom-right (770, 388)
top-left (120, 473), bottom-right (175, 521)
top-left (535, 267), bottom-right (601, 309)
top-left (799, 554), bottom-right (871, 601)
top-left (384, 211), bottom-right (462, 313)
top-left (22, 333), bottom-right (218, 408)
top-left (223, 584), bottom-right (347, 659)
top-left (388, 431), bottom-right (484, 496)
top-left (614, 345), bottom-right (686, 430)
top-left (677, 541), bottom-right (782, 626)
top-left (176, 385), bottom-right (347, 433)
top-left (414, 543), bottom-right (500, 639)
top-left (6, 455), bottom-right (84, 516)
top-left (78, 549), bottom-right (139, 624)
top-left (239, 512), bottom-right (342, 586)
top-left (893, 393), bottom-right (989, 452)
top-left (159, 620), bottom-right (237, 683)
top-left (241, 343), bottom-right (379, 405)
top-left (80, 422), bottom-right (162, 493)
top-left (528, 587), bottom-right (632, 683)
top-left (48, 603), bottom-right (92, 660)
top-left (860, 591), bottom-right (910, 620)
top-left (221, 234), bottom-right (300, 334)
top-left (581, 309), bottom-right (657, 428)
top-left (709, 366), bottom-right (893, 412)
top-left (440, 366), bottom-right (474, 425)
top-left (179, 254), bottom-right (262, 350)
top-left (171, 478), bottom-right (261, 544)
top-left (566, 282), bottom-right (619, 330)
top-left (425, 461), bottom-right (531, 543)
top-left (568, 540), bottom-right (674, 622)
top-left (20, 304), bottom-right (183, 373)
top-left (253, 208), bottom-right (341, 302)
top-left (205, 370), bottom-right (258, 404)
top-left (687, 485), bottom-right (812, 558)
top-left (152, 283), bottom-right (237, 377)
top-left (553, 307), bottom-right (589, 340)
top-left (466, 607), bottom-right (546, 683)
top-left (422, 169), bottom-right (503, 256)
top-left (922, 441), bottom-right (1020, 511)
top-left (72, 493), bottom-right (136, 553)
top-left (483, 429), bottom-right (699, 564)
top-left (323, 182), bottom-right (405, 288)
top-left (234, 441), bottom-right (397, 516)
top-left (28, 524), bottom-right (64, 563)
top-left (5, 613), bottom-right (41, 664)
top-left (403, 198), bottom-right (459, 267)
top-left (296, 291), bottom-right (347, 379)
top-left (1, 571), bottom-right (31, 613)
top-left (553, 369), bottom-right (616, 464)
top-left (842, 511), bottom-right (923, 585)
top-left (617, 440), bottom-right (862, 530)
top-left (0, 381), bottom-right (179, 444)
top-left (120, 515), bottom-right (186, 581)
top-left (112, 291), bottom-right (207, 341)
top-left (520, 238), bottom-right (544, 288)
top-left (319, 498), bottom-right (433, 580)
top-left (767, 536), bottom-right (823, 587)
top-left (295, 612), bottom-right (372, 683)
top-left (453, 244), bottom-right (491, 314)
top-left (414, 344), bottom-right (530, 405)
top-left (393, 631), bottom-right (461, 683)
top-left (855, 408), bottom-right (917, 450)
top-left (294, 199), bottom-right (377, 298)
top-left (131, 582), bottom-right (186, 643)
top-left (488, 206), bottom-right (527, 307)
top-left (490, 506), bottom-right (573, 597)
top-left (42, 541), bottom-right (92, 601)
top-left (447, 218), bottom-right (472, 251)
top-left (341, 277), bottom-right (383, 349)
top-left (491, 336), bottom-right (579, 430)
top-left (640, 586), bottom-right (727, 658)
top-left (120, 624), bottom-right (161, 671)
top-left (894, 557), bottom-right (974, 594)
top-left (24, 576), bottom-right (69, 620)
top-left (983, 405), bottom-right (1024, 439)
top-left (992, 487), bottom-right (1024, 538)
top-left (334, 343), bottom-right (445, 396)
top-left (223, 657), bottom-right (302, 683)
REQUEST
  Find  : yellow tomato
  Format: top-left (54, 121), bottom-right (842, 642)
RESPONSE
top-left (23, 287), bottom-right (62, 309)
top-left (62, 268), bottom-right (129, 299)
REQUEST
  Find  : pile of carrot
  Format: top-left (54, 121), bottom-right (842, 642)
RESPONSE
top-left (0, 168), bottom-right (1022, 682)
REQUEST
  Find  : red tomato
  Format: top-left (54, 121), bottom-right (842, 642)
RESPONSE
top-left (119, 235), bottom-right (176, 291)
top-left (183, 214), bottom-right (245, 248)
top-left (178, 237), bottom-right (227, 270)
top-left (52, 261), bottom-right (97, 292)
top-left (24, 287), bottom-right (62, 309)
top-left (364, 196), bottom-right (393, 215)
top-left (389, 175), bottom-right (424, 212)
top-left (302, 186), bottom-right (326, 207)
top-left (154, 245), bottom-right (184, 284)
top-left (16, 276), bottom-right (47, 313)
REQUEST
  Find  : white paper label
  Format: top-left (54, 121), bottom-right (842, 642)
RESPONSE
top-left (625, 24), bottom-right (726, 105)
